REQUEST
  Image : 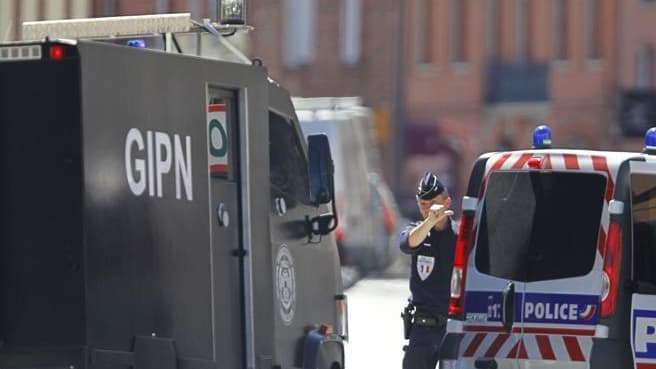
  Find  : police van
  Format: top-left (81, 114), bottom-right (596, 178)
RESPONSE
top-left (0, 12), bottom-right (346, 369)
top-left (443, 126), bottom-right (656, 369)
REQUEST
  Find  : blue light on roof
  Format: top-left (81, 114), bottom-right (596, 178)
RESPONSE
top-left (127, 39), bottom-right (146, 48)
top-left (532, 125), bottom-right (553, 149)
top-left (644, 127), bottom-right (656, 153)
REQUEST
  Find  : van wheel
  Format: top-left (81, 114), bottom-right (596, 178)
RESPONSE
top-left (330, 362), bottom-right (341, 369)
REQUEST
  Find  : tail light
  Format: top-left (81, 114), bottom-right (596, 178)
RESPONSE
top-left (49, 45), bottom-right (65, 60)
top-left (601, 220), bottom-right (622, 317)
top-left (335, 227), bottom-right (345, 244)
top-left (382, 203), bottom-right (397, 234)
top-left (449, 196), bottom-right (478, 316)
top-left (601, 200), bottom-right (624, 318)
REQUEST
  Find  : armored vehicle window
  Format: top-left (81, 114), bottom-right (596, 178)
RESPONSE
top-left (631, 173), bottom-right (656, 290)
top-left (269, 112), bottom-right (309, 203)
top-left (475, 171), bottom-right (606, 282)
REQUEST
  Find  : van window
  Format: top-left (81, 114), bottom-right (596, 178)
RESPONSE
top-left (631, 173), bottom-right (656, 289)
top-left (269, 112), bottom-right (309, 204)
top-left (475, 171), bottom-right (606, 282)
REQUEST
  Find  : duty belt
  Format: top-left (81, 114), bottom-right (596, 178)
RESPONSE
top-left (414, 314), bottom-right (447, 327)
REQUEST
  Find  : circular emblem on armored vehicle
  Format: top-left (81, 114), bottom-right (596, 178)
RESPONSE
top-left (276, 245), bottom-right (296, 325)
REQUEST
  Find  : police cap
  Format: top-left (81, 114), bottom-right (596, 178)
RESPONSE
top-left (416, 171), bottom-right (447, 200)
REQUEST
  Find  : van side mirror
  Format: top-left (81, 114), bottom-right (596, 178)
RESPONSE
top-left (308, 134), bottom-right (335, 205)
top-left (306, 134), bottom-right (338, 236)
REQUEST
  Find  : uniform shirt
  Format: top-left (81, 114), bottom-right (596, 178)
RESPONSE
top-left (399, 220), bottom-right (457, 317)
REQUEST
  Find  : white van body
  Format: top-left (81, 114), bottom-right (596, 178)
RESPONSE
top-left (443, 148), bottom-right (656, 369)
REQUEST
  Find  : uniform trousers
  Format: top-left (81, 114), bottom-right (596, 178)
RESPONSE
top-left (402, 323), bottom-right (446, 369)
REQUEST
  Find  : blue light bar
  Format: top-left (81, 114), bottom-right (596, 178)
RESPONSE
top-left (533, 125), bottom-right (553, 149)
top-left (127, 39), bottom-right (146, 48)
top-left (644, 127), bottom-right (656, 154)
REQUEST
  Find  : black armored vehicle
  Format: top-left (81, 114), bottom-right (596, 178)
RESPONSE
top-left (0, 12), bottom-right (346, 369)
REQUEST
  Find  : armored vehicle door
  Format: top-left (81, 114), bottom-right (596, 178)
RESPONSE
top-left (206, 88), bottom-right (244, 369)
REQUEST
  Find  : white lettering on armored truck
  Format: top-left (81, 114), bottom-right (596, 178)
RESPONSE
top-left (125, 128), bottom-right (193, 201)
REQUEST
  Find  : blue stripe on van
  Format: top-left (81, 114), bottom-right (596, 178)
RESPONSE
top-left (464, 291), bottom-right (599, 325)
top-left (464, 291), bottom-right (520, 323)
top-left (523, 293), bottom-right (599, 325)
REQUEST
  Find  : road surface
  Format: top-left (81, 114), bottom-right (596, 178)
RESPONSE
top-left (344, 256), bottom-right (411, 369)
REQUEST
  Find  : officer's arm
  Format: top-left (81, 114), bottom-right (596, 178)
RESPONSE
top-left (406, 216), bottom-right (439, 248)
top-left (406, 205), bottom-right (453, 248)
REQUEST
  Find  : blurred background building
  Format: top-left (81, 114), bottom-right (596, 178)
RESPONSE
top-left (1, 0), bottom-right (655, 217)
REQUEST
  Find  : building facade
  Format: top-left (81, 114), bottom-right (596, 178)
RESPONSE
top-left (0, 0), bottom-right (91, 41)
top-left (248, 0), bottom-right (402, 190)
top-left (2, 0), bottom-right (655, 216)
top-left (398, 0), bottom-right (656, 215)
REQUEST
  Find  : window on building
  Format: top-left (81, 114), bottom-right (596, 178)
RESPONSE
top-left (553, 0), bottom-right (569, 61)
top-left (156, 0), bottom-right (170, 13)
top-left (636, 46), bottom-right (655, 88)
top-left (341, 0), bottom-right (362, 65)
top-left (188, 0), bottom-right (201, 19)
top-left (586, 0), bottom-right (601, 60)
top-left (70, 0), bottom-right (91, 18)
top-left (44, 0), bottom-right (66, 20)
top-left (515, 0), bottom-right (530, 62)
top-left (0, 1), bottom-right (14, 41)
top-left (485, 0), bottom-right (500, 60)
top-left (103, 0), bottom-right (116, 16)
top-left (415, 0), bottom-right (433, 64)
top-left (283, 0), bottom-right (317, 69)
top-left (20, 0), bottom-right (39, 22)
top-left (451, 0), bottom-right (467, 62)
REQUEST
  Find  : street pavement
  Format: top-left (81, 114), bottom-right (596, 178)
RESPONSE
top-left (343, 256), bottom-right (412, 369)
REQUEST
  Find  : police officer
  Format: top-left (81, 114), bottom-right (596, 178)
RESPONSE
top-left (400, 171), bottom-right (456, 369)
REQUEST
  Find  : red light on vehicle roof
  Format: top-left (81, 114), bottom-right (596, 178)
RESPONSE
top-left (49, 45), bottom-right (65, 60)
top-left (527, 157), bottom-right (542, 169)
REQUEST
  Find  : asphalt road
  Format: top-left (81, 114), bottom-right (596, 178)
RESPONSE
top-left (343, 255), bottom-right (412, 369)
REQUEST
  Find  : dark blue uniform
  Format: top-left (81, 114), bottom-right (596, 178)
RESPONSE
top-left (400, 220), bottom-right (456, 369)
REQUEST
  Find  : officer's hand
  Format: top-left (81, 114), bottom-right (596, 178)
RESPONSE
top-left (429, 204), bottom-right (453, 223)
top-left (429, 204), bottom-right (445, 217)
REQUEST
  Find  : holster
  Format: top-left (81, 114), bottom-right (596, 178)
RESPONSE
top-left (400, 302), bottom-right (415, 340)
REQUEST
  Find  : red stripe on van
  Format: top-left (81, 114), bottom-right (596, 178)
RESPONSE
top-left (491, 153), bottom-right (512, 170)
top-left (563, 336), bottom-right (585, 361)
top-left (506, 339), bottom-right (528, 359)
top-left (517, 340), bottom-right (528, 359)
top-left (564, 154), bottom-right (580, 169)
top-left (464, 325), bottom-right (519, 333)
top-left (636, 363), bottom-right (656, 369)
top-left (512, 153), bottom-right (534, 169)
top-left (484, 334), bottom-right (510, 357)
top-left (535, 335), bottom-right (556, 360)
top-left (542, 154), bottom-right (552, 169)
top-left (463, 333), bottom-right (486, 357)
top-left (591, 155), bottom-right (614, 202)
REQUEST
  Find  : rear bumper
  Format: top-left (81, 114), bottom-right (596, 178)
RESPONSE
top-left (442, 320), bottom-right (630, 369)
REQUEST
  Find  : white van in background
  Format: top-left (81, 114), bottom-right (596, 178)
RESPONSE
top-left (294, 97), bottom-right (399, 273)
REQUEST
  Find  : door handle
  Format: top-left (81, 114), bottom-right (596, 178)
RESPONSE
top-left (501, 281), bottom-right (515, 334)
top-left (216, 203), bottom-right (230, 227)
